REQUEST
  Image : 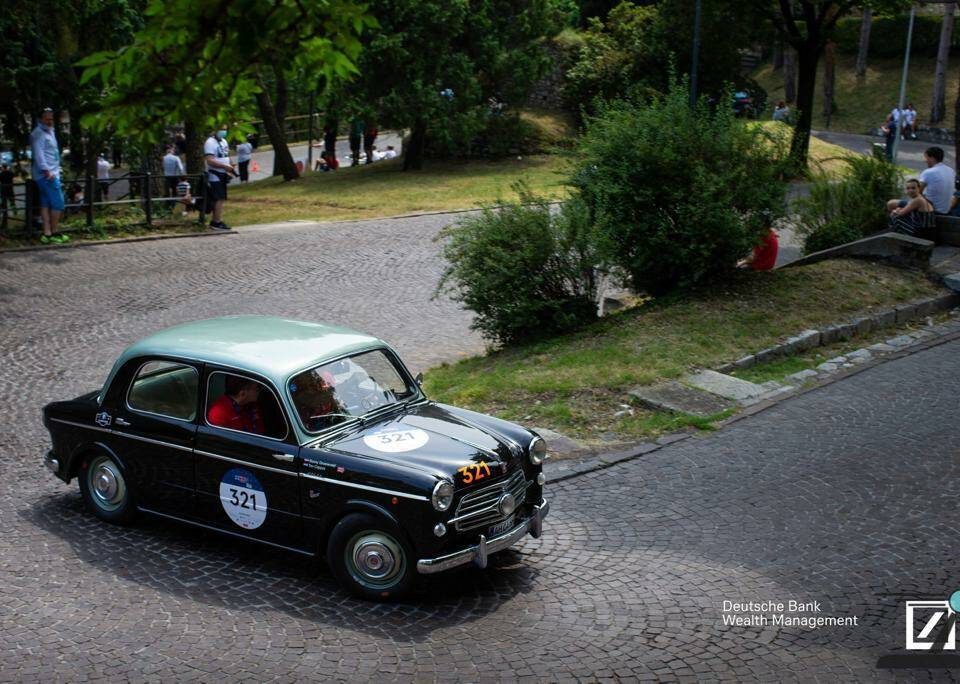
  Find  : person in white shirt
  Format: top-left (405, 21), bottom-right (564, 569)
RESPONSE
top-left (203, 127), bottom-right (237, 229)
top-left (902, 104), bottom-right (917, 139)
top-left (236, 137), bottom-right (253, 182)
top-left (918, 147), bottom-right (955, 214)
top-left (382, 145), bottom-right (398, 160)
top-left (162, 145), bottom-right (185, 199)
top-left (96, 154), bottom-right (112, 200)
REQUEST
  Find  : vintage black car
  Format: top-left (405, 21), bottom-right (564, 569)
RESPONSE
top-left (42, 317), bottom-right (549, 599)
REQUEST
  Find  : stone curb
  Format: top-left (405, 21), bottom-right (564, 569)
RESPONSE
top-left (0, 229), bottom-right (237, 255)
top-left (545, 317), bottom-right (960, 484)
top-left (713, 291), bottom-right (960, 373)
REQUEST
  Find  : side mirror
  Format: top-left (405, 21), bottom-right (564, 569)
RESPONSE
top-left (415, 372), bottom-right (424, 387)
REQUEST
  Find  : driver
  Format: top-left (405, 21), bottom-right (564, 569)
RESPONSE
top-left (291, 371), bottom-right (343, 430)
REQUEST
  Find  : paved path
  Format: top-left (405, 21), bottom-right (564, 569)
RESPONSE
top-left (1, 224), bottom-right (959, 680)
top-left (813, 130), bottom-right (955, 174)
top-left (245, 132), bottom-right (404, 183)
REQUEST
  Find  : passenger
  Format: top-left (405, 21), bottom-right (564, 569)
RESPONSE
top-left (208, 376), bottom-right (264, 434)
top-left (291, 372), bottom-right (341, 429)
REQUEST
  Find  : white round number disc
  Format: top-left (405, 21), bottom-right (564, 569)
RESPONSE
top-left (220, 468), bottom-right (267, 530)
top-left (363, 428), bottom-right (429, 453)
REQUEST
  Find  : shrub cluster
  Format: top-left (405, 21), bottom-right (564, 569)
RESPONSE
top-left (796, 156), bottom-right (902, 255)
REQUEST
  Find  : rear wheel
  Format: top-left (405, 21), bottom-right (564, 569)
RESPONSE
top-left (78, 453), bottom-right (137, 524)
top-left (327, 513), bottom-right (415, 600)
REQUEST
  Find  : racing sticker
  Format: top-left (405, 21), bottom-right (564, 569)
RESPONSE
top-left (219, 468), bottom-right (267, 530)
top-left (363, 427), bottom-right (429, 453)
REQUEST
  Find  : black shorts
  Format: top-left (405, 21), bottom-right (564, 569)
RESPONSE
top-left (165, 176), bottom-right (179, 196)
top-left (208, 180), bottom-right (227, 202)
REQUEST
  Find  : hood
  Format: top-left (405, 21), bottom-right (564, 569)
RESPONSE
top-left (321, 402), bottom-right (524, 483)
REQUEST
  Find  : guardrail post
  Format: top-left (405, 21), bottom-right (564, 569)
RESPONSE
top-left (143, 171), bottom-right (152, 227)
top-left (85, 173), bottom-right (94, 229)
top-left (198, 174), bottom-right (207, 225)
top-left (25, 181), bottom-right (35, 235)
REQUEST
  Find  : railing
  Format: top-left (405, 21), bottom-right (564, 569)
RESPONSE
top-left (0, 172), bottom-right (212, 237)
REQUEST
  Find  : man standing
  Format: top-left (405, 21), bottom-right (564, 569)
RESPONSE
top-left (902, 104), bottom-right (917, 140)
top-left (918, 147), bottom-right (955, 214)
top-left (203, 127), bottom-right (237, 230)
top-left (349, 116), bottom-right (364, 167)
top-left (236, 136), bottom-right (253, 183)
top-left (162, 145), bottom-right (184, 201)
top-left (96, 154), bottom-right (112, 200)
top-left (30, 108), bottom-right (68, 244)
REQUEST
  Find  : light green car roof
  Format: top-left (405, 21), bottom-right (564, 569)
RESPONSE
top-left (104, 316), bottom-right (386, 394)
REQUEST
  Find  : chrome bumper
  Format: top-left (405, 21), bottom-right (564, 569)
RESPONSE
top-left (44, 450), bottom-right (60, 474)
top-left (417, 499), bottom-right (549, 575)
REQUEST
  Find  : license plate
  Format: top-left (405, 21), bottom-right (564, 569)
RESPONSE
top-left (488, 514), bottom-right (515, 536)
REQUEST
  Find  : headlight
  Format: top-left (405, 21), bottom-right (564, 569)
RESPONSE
top-left (528, 436), bottom-right (547, 465)
top-left (432, 480), bottom-right (454, 511)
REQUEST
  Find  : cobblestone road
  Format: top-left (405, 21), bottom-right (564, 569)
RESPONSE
top-left (1, 224), bottom-right (959, 681)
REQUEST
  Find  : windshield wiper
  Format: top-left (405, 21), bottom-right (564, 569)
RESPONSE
top-left (309, 412), bottom-right (364, 428)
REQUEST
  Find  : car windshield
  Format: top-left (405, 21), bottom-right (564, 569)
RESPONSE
top-left (289, 349), bottom-right (416, 432)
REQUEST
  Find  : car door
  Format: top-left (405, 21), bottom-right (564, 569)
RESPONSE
top-left (108, 358), bottom-right (200, 515)
top-left (193, 367), bottom-right (303, 550)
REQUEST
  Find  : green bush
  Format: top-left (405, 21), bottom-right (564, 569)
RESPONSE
top-left (834, 14), bottom-right (949, 59)
top-left (797, 156), bottom-right (902, 255)
top-left (436, 187), bottom-right (599, 345)
top-left (569, 79), bottom-right (789, 294)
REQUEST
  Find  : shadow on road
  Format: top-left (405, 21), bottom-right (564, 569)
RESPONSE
top-left (24, 490), bottom-right (540, 640)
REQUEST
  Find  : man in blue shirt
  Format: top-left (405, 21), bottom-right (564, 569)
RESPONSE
top-left (30, 108), bottom-right (68, 244)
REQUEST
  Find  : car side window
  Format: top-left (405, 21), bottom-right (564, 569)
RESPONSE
top-left (205, 371), bottom-right (287, 440)
top-left (127, 360), bottom-right (199, 421)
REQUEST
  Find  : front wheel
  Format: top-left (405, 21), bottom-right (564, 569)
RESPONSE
top-left (78, 452), bottom-right (137, 524)
top-left (327, 513), bottom-right (415, 600)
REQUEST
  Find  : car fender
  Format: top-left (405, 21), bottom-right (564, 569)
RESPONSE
top-left (316, 498), bottom-right (410, 558)
top-left (67, 440), bottom-right (129, 481)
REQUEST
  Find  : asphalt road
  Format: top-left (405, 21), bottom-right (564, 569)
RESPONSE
top-left (813, 129), bottom-right (955, 174)
top-left (1, 219), bottom-right (958, 681)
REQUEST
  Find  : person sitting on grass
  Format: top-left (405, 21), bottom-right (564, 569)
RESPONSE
top-left (887, 178), bottom-right (935, 238)
top-left (737, 226), bottom-right (779, 271)
top-left (175, 177), bottom-right (197, 216)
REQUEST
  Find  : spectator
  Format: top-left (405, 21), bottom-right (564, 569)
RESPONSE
top-left (382, 145), bottom-right (398, 160)
top-left (772, 101), bottom-right (790, 123)
top-left (96, 154), bottom-right (111, 200)
top-left (111, 137), bottom-right (123, 167)
top-left (175, 177), bottom-right (197, 216)
top-left (0, 163), bottom-right (16, 222)
top-left (30, 107), bottom-right (68, 244)
top-left (162, 145), bottom-right (184, 202)
top-left (349, 116), bottom-right (364, 167)
top-left (918, 146), bottom-right (955, 214)
top-left (888, 178), bottom-right (935, 238)
top-left (902, 103), bottom-right (917, 140)
top-left (881, 114), bottom-right (897, 161)
top-left (949, 178), bottom-right (960, 217)
top-left (65, 182), bottom-right (84, 214)
top-left (236, 136), bottom-right (253, 182)
top-left (737, 227), bottom-right (779, 271)
top-left (323, 120), bottom-right (338, 168)
top-left (363, 122), bottom-right (378, 164)
top-left (203, 126), bottom-right (237, 230)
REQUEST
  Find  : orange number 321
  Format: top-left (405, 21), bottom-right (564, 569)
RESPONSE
top-left (457, 461), bottom-right (492, 484)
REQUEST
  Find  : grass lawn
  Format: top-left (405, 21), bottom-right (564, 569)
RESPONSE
top-left (424, 259), bottom-right (943, 445)
top-left (753, 55), bottom-right (954, 135)
top-left (228, 154), bottom-right (571, 226)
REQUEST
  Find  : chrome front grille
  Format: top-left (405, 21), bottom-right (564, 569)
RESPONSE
top-left (451, 469), bottom-right (530, 533)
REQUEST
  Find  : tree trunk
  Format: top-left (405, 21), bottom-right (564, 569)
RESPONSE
top-left (931, 3), bottom-right (956, 124)
top-left (773, 34), bottom-right (784, 71)
top-left (789, 46), bottom-right (819, 171)
top-left (855, 8), bottom-right (872, 78)
top-left (402, 121), bottom-right (427, 171)
top-left (823, 40), bottom-right (836, 126)
top-left (955, 64), bottom-right (960, 165)
top-left (255, 71), bottom-right (299, 181)
top-left (783, 47), bottom-right (797, 103)
top-left (272, 67), bottom-right (289, 176)
top-left (183, 119), bottom-right (205, 176)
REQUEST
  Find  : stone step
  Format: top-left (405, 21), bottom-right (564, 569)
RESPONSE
top-left (628, 381), bottom-right (734, 418)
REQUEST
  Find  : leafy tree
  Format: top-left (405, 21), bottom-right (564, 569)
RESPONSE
top-left (79, 0), bottom-right (375, 180)
top-left (346, 0), bottom-right (564, 170)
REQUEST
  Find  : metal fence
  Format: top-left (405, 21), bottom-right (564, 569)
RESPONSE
top-left (0, 172), bottom-right (211, 237)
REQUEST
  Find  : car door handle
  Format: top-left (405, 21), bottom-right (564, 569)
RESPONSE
top-left (114, 417), bottom-right (131, 427)
top-left (272, 453), bottom-right (295, 463)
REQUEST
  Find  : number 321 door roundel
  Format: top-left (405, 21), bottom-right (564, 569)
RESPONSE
top-left (219, 468), bottom-right (267, 529)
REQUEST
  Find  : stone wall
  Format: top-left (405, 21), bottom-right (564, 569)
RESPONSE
top-left (526, 44), bottom-right (567, 110)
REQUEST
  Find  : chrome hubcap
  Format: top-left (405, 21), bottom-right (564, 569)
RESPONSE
top-left (347, 532), bottom-right (404, 587)
top-left (87, 457), bottom-right (126, 511)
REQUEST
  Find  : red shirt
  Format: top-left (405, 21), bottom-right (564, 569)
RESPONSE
top-left (751, 230), bottom-right (779, 271)
top-left (207, 395), bottom-right (263, 434)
